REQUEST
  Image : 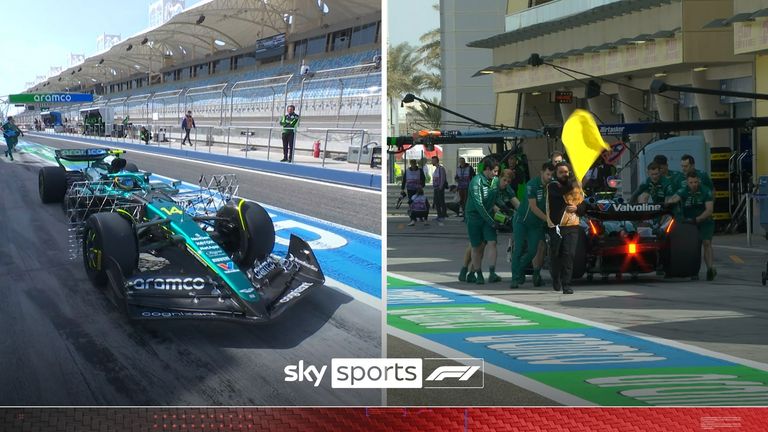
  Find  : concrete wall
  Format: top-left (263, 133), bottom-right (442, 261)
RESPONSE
top-left (440, 0), bottom-right (507, 178)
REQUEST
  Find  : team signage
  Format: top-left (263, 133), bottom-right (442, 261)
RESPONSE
top-left (8, 93), bottom-right (94, 104)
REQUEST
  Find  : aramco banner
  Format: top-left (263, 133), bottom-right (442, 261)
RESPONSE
top-left (8, 93), bottom-right (94, 104)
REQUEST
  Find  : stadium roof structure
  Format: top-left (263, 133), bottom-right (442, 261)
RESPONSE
top-left (28, 0), bottom-right (380, 93)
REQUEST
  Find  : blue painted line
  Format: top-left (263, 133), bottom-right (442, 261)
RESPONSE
top-left (387, 275), bottom-right (765, 376)
top-left (266, 206), bottom-right (382, 299)
top-left (27, 132), bottom-right (381, 190)
top-left (423, 328), bottom-right (733, 373)
top-left (156, 175), bottom-right (382, 299)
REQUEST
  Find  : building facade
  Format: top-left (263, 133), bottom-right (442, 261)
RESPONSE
top-left (470, 0), bottom-right (766, 204)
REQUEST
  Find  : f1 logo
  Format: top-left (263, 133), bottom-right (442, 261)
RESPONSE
top-left (422, 358), bottom-right (484, 389)
top-left (425, 366), bottom-right (480, 382)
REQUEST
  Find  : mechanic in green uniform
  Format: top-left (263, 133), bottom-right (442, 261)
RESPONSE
top-left (631, 161), bottom-right (674, 204)
top-left (510, 162), bottom-right (555, 288)
top-left (279, 105), bottom-right (300, 162)
top-left (666, 171), bottom-right (716, 281)
top-left (2, 116), bottom-right (23, 161)
top-left (679, 154), bottom-right (714, 192)
top-left (653, 155), bottom-right (684, 191)
top-left (464, 156), bottom-right (501, 285)
top-left (527, 152), bottom-right (566, 273)
top-left (490, 168), bottom-right (521, 228)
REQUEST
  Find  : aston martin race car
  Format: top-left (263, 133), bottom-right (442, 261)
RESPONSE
top-left (38, 149), bottom-right (324, 322)
top-left (38, 148), bottom-right (139, 203)
top-left (573, 193), bottom-right (701, 281)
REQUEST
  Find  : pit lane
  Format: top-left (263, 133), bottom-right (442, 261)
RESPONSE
top-left (386, 213), bottom-right (768, 406)
top-left (0, 138), bottom-right (381, 406)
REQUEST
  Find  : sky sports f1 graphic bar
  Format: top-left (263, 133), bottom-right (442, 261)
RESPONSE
top-left (284, 358), bottom-right (484, 389)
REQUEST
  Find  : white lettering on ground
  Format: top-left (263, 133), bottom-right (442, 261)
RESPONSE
top-left (465, 333), bottom-right (667, 365)
top-left (272, 219), bottom-right (347, 250)
top-left (387, 289), bottom-right (453, 305)
top-left (389, 307), bottom-right (536, 329)
top-left (587, 374), bottom-right (768, 405)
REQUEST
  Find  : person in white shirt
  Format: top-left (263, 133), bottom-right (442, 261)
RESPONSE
top-left (431, 156), bottom-right (448, 223)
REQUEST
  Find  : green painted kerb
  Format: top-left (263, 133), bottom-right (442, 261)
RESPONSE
top-left (528, 365), bottom-right (768, 406)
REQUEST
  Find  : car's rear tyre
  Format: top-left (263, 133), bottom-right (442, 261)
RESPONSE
top-left (39, 166), bottom-right (68, 203)
top-left (571, 229), bottom-right (588, 280)
top-left (215, 199), bottom-right (275, 269)
top-left (82, 212), bottom-right (138, 286)
top-left (664, 222), bottom-right (701, 277)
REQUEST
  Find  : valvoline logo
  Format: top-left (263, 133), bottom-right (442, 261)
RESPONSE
top-left (597, 202), bottom-right (612, 212)
top-left (217, 261), bottom-right (236, 272)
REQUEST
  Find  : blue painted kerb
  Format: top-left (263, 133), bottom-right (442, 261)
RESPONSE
top-left (30, 133), bottom-right (381, 190)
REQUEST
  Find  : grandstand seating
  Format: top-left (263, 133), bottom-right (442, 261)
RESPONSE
top-left (61, 47), bottom-right (381, 127)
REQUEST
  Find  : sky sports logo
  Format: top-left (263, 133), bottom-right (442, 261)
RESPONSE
top-left (284, 358), bottom-right (484, 389)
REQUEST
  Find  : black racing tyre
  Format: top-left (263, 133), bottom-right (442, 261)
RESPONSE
top-left (124, 162), bottom-right (139, 172)
top-left (571, 229), bottom-right (588, 280)
top-left (82, 212), bottom-right (138, 286)
top-left (215, 200), bottom-right (275, 268)
top-left (664, 222), bottom-right (701, 277)
top-left (39, 166), bottom-right (68, 203)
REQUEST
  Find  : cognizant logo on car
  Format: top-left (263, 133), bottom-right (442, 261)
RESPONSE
top-left (131, 277), bottom-right (206, 290)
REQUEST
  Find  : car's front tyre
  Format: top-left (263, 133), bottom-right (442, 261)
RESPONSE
top-left (82, 212), bottom-right (138, 287)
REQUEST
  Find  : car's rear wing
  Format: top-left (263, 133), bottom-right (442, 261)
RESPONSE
top-left (55, 148), bottom-right (124, 162)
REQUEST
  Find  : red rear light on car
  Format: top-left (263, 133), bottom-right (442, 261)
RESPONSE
top-left (628, 243), bottom-right (637, 255)
top-left (665, 219), bottom-right (675, 234)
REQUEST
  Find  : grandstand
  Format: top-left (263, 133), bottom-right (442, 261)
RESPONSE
top-left (15, 0), bottom-right (381, 161)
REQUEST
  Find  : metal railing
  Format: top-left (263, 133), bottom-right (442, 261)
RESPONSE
top-left (46, 123), bottom-right (380, 172)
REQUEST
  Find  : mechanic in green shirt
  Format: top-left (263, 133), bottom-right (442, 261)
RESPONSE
top-left (463, 156), bottom-right (501, 285)
top-left (653, 155), bottom-right (685, 191)
top-left (2, 116), bottom-right (23, 161)
top-left (510, 162), bottom-right (555, 288)
top-left (666, 171), bottom-right (716, 281)
top-left (279, 105), bottom-right (300, 162)
top-left (631, 161), bottom-right (674, 204)
top-left (679, 154), bottom-right (714, 192)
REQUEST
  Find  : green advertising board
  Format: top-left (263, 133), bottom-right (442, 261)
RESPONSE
top-left (8, 93), bottom-right (93, 104)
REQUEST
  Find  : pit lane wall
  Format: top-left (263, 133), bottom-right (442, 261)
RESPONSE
top-left (24, 132), bottom-right (381, 190)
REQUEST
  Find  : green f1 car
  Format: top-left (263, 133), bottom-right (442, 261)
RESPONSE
top-left (38, 148), bottom-right (324, 322)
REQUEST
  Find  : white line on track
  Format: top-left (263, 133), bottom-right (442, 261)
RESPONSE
top-left (326, 277), bottom-right (382, 310)
top-left (387, 327), bottom-right (593, 406)
top-left (27, 133), bottom-right (382, 194)
top-left (388, 272), bottom-right (768, 373)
